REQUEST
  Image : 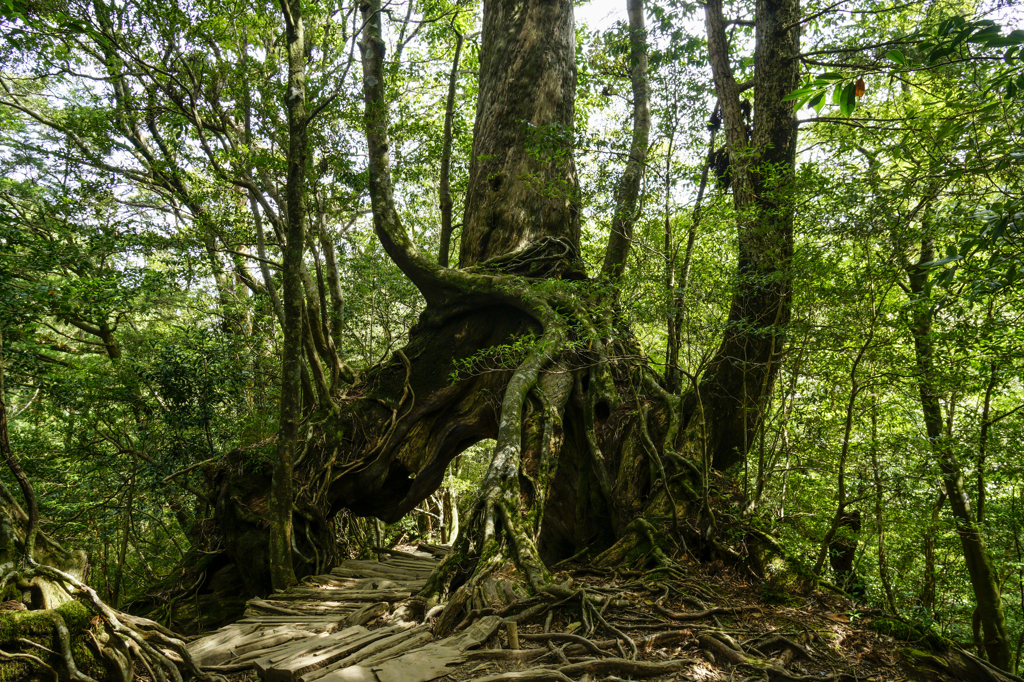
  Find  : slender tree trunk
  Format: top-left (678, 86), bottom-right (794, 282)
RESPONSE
top-left (271, 0), bottom-right (308, 591)
top-left (870, 401), bottom-right (898, 614)
top-left (600, 0), bottom-right (650, 282)
top-left (978, 360), bottom-right (997, 524)
top-left (438, 27), bottom-right (464, 267)
top-left (663, 128), bottom-right (678, 386)
top-left (1011, 489), bottom-right (1024, 674)
top-left (111, 461), bottom-right (136, 609)
top-left (908, 238), bottom-right (1011, 670)
top-left (666, 116), bottom-right (717, 393)
top-left (242, 27), bottom-right (286, 329)
top-left (0, 325), bottom-right (39, 565)
top-left (315, 198), bottom-right (347, 355)
top-left (813, 320), bottom-right (874, 576)
top-left (922, 489), bottom-right (946, 611)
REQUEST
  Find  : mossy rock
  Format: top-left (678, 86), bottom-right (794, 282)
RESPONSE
top-left (871, 617), bottom-right (949, 651)
top-left (0, 600), bottom-right (109, 682)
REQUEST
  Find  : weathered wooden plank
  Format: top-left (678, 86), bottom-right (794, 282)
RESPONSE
top-left (372, 547), bottom-right (437, 562)
top-left (302, 575), bottom-right (366, 588)
top-left (415, 543), bottom-right (450, 558)
top-left (381, 555), bottom-right (437, 566)
top-left (311, 667), bottom-right (377, 682)
top-left (237, 617), bottom-right (345, 625)
top-left (252, 625), bottom-right (383, 679)
top-left (336, 561), bottom-right (430, 577)
top-left (187, 623), bottom-right (262, 666)
top-left (245, 600), bottom-right (309, 617)
top-left (343, 602), bottom-right (388, 627)
top-left (268, 629), bottom-right (432, 682)
top-left (301, 624), bottom-right (428, 682)
top-left (357, 631), bottom-right (433, 667)
top-left (329, 568), bottom-right (428, 582)
top-left (440, 615), bottom-right (502, 651)
top-left (231, 628), bottom-right (322, 659)
top-left (259, 600), bottom-right (357, 613)
top-left (263, 624), bottom-right (418, 682)
top-left (359, 610), bottom-right (486, 682)
top-left (275, 589), bottom-right (412, 602)
top-left (236, 631), bottom-right (344, 666)
top-left (372, 645), bottom-right (466, 682)
top-left (361, 579), bottom-right (426, 591)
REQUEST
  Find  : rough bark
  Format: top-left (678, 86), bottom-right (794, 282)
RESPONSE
top-left (156, 0), bottom-right (800, 630)
top-left (701, 0), bottom-right (798, 471)
top-left (458, 0), bottom-right (580, 267)
top-left (666, 116), bottom-right (716, 393)
top-left (437, 28), bottom-right (464, 268)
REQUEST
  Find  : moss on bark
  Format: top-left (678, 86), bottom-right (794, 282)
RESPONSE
top-left (0, 600), bottom-right (109, 682)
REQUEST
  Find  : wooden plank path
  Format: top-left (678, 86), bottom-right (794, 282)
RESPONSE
top-left (187, 545), bottom-right (501, 682)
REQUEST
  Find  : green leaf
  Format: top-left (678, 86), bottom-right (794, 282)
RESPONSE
top-left (992, 217), bottom-right (1007, 240)
top-left (839, 82), bottom-right (857, 116)
top-left (984, 30), bottom-right (1024, 48)
top-left (928, 254), bottom-right (962, 267)
top-left (783, 87), bottom-right (811, 101)
top-left (817, 72), bottom-right (846, 82)
top-left (928, 45), bottom-right (956, 63)
top-left (809, 91), bottom-right (825, 112)
top-left (885, 49), bottom-right (906, 65)
top-left (967, 25), bottom-right (1002, 43)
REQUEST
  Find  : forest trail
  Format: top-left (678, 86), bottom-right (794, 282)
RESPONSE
top-left (185, 545), bottom-right (1023, 682)
top-left (186, 544), bottom-right (478, 682)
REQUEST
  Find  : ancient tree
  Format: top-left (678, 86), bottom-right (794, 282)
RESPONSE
top-left (202, 0), bottom-right (802, 630)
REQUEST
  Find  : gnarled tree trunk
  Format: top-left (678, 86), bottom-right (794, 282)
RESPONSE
top-left (167, 0), bottom-right (801, 633)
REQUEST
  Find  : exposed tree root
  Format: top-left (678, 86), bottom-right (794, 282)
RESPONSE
top-left (423, 313), bottom-right (570, 635)
top-left (472, 656), bottom-right (699, 681)
top-left (654, 603), bottom-right (760, 620)
top-left (1, 562), bottom-right (224, 682)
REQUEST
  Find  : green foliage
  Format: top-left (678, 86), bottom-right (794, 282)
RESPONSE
top-left (449, 332), bottom-right (539, 384)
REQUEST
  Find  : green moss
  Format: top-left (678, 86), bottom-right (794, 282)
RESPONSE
top-left (901, 647), bottom-right (949, 668)
top-left (0, 600), bottom-right (107, 682)
top-left (871, 618), bottom-right (948, 651)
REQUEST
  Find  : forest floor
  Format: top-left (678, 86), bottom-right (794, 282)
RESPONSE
top-left (185, 543), bottom-right (981, 682)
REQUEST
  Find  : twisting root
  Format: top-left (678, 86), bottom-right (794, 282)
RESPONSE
top-left (14, 563), bottom-right (226, 682)
top-left (425, 298), bottom-right (567, 634)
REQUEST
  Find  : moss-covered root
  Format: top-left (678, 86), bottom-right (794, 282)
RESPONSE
top-left (900, 647), bottom-right (1024, 682)
top-left (593, 517), bottom-right (685, 579)
top-left (8, 563), bottom-right (226, 682)
top-left (429, 495), bottom-right (553, 637)
top-left (0, 599), bottom-right (121, 682)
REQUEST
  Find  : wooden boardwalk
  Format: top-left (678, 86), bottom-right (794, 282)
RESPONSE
top-left (188, 545), bottom-right (500, 682)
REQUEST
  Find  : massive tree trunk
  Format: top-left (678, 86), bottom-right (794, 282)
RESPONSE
top-left (167, 0), bottom-right (800, 632)
top-left (458, 0), bottom-right (580, 268)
